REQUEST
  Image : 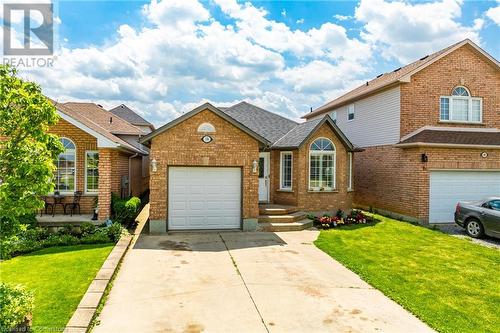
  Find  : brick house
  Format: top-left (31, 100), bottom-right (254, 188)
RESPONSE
top-left (303, 39), bottom-right (500, 224)
top-left (141, 102), bottom-right (358, 232)
top-left (48, 101), bottom-right (151, 220)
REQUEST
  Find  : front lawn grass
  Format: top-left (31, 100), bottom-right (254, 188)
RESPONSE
top-left (0, 243), bottom-right (113, 332)
top-left (314, 215), bottom-right (500, 333)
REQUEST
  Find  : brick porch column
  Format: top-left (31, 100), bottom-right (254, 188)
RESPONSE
top-left (98, 148), bottom-right (113, 220)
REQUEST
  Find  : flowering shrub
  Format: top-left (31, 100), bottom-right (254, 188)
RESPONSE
top-left (312, 210), bottom-right (370, 229)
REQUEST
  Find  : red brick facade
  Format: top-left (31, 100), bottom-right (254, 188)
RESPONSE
top-left (148, 109), bottom-right (260, 221)
top-left (354, 44), bottom-right (500, 223)
top-left (270, 123), bottom-right (353, 213)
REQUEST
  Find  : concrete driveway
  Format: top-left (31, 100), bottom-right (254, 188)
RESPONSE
top-left (94, 231), bottom-right (433, 333)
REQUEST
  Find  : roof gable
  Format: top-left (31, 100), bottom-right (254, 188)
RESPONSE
top-left (305, 39), bottom-right (500, 119)
top-left (140, 103), bottom-right (270, 145)
top-left (273, 115), bottom-right (357, 151)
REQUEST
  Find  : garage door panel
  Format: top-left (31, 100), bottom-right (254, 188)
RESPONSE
top-left (168, 167), bottom-right (242, 230)
top-left (429, 171), bottom-right (500, 223)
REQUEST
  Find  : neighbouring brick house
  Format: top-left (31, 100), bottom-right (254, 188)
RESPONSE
top-left (304, 39), bottom-right (500, 224)
top-left (141, 102), bottom-right (359, 232)
top-left (48, 101), bottom-right (151, 220)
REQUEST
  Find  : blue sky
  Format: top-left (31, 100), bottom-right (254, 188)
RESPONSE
top-left (9, 0), bottom-right (500, 125)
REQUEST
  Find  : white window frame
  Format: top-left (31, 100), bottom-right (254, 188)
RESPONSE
top-left (279, 151), bottom-right (293, 191)
top-left (439, 86), bottom-right (482, 124)
top-left (54, 137), bottom-right (76, 194)
top-left (347, 152), bottom-right (353, 191)
top-left (347, 104), bottom-right (355, 121)
top-left (308, 137), bottom-right (336, 191)
top-left (84, 150), bottom-right (99, 194)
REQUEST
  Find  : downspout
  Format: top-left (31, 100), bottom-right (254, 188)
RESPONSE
top-left (128, 153), bottom-right (139, 197)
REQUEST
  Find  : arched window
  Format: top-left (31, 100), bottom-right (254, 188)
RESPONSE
top-left (309, 138), bottom-right (336, 191)
top-left (440, 86), bottom-right (481, 123)
top-left (197, 122), bottom-right (216, 133)
top-left (451, 86), bottom-right (470, 96)
top-left (54, 138), bottom-right (76, 192)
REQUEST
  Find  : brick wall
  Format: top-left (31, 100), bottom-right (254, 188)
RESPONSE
top-left (148, 109), bottom-right (260, 221)
top-left (269, 123), bottom-right (353, 213)
top-left (49, 119), bottom-right (98, 214)
top-left (400, 44), bottom-right (500, 136)
top-left (354, 146), bottom-right (500, 222)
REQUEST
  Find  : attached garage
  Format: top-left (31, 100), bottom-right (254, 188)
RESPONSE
top-left (168, 167), bottom-right (242, 230)
top-left (429, 171), bottom-right (500, 223)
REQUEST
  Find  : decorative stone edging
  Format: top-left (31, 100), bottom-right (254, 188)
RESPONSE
top-left (63, 234), bottom-right (132, 333)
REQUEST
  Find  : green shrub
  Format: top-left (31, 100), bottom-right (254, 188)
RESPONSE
top-left (112, 195), bottom-right (141, 225)
top-left (81, 230), bottom-right (111, 244)
top-left (0, 283), bottom-right (34, 331)
top-left (80, 222), bottom-right (97, 236)
top-left (107, 222), bottom-right (125, 242)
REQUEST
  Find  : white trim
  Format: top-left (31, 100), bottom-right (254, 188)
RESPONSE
top-left (439, 95), bottom-right (482, 123)
top-left (84, 150), bottom-right (99, 194)
top-left (347, 152), bottom-right (353, 191)
top-left (57, 110), bottom-right (119, 148)
top-left (308, 137), bottom-right (336, 191)
top-left (279, 151), bottom-right (293, 190)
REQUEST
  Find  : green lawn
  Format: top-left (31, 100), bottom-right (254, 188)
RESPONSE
top-left (0, 244), bottom-right (113, 332)
top-left (314, 215), bottom-right (500, 333)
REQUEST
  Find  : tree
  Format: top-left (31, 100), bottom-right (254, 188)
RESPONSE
top-left (0, 65), bottom-right (63, 236)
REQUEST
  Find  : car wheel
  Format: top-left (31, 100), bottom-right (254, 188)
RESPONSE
top-left (465, 219), bottom-right (484, 239)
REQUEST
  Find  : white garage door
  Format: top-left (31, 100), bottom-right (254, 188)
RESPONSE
top-left (429, 171), bottom-right (500, 223)
top-left (168, 167), bottom-right (241, 230)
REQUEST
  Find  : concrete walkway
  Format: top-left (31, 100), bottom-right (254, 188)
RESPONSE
top-left (93, 231), bottom-right (433, 333)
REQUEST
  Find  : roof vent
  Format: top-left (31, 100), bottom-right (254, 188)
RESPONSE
top-left (393, 67), bottom-right (401, 72)
top-left (97, 104), bottom-right (103, 108)
top-left (376, 73), bottom-right (383, 78)
top-left (109, 116), bottom-right (113, 125)
top-left (310, 107), bottom-right (313, 112)
top-left (365, 82), bottom-right (369, 86)
top-left (420, 55), bottom-right (429, 60)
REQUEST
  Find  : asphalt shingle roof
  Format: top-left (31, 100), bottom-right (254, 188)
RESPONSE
top-left (399, 129), bottom-right (500, 146)
top-left (272, 118), bottom-right (322, 148)
top-left (221, 101), bottom-right (298, 144)
top-left (109, 104), bottom-right (154, 128)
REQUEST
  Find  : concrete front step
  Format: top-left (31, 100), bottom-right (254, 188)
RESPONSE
top-left (258, 211), bottom-right (308, 223)
top-left (259, 219), bottom-right (313, 232)
top-left (259, 204), bottom-right (298, 215)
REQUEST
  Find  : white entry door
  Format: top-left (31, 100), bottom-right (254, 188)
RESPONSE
top-left (258, 152), bottom-right (270, 202)
top-left (168, 167), bottom-right (241, 230)
top-left (429, 170), bottom-right (500, 223)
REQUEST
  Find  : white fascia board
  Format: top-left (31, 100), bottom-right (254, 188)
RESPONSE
top-left (56, 110), bottom-right (119, 148)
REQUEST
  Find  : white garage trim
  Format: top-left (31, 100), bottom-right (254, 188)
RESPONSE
top-left (429, 170), bottom-right (500, 223)
top-left (167, 167), bottom-right (242, 230)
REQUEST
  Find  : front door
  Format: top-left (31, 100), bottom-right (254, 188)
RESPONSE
top-left (258, 152), bottom-right (270, 202)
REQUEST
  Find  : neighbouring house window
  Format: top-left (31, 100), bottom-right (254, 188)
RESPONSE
top-left (54, 138), bottom-right (76, 193)
top-left (347, 104), bottom-right (355, 121)
top-left (309, 138), bottom-right (336, 191)
top-left (440, 86), bottom-right (482, 123)
top-left (329, 111), bottom-right (337, 123)
top-left (280, 152), bottom-right (293, 190)
top-left (85, 151), bottom-right (99, 193)
top-left (347, 152), bottom-right (353, 190)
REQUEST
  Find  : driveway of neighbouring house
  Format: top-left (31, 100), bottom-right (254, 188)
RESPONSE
top-left (94, 231), bottom-right (433, 333)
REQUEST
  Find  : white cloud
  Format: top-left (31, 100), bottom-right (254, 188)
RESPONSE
top-left (355, 0), bottom-right (482, 63)
top-left (333, 14), bottom-right (352, 21)
top-left (485, 3), bottom-right (500, 25)
top-left (296, 18), bottom-right (304, 24)
top-left (281, 9), bottom-right (286, 17)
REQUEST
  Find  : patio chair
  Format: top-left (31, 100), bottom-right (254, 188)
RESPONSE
top-left (64, 191), bottom-right (83, 216)
top-left (53, 191), bottom-right (65, 216)
top-left (40, 196), bottom-right (54, 216)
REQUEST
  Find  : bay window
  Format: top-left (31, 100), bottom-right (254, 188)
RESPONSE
top-left (309, 138), bottom-right (336, 191)
top-left (280, 151), bottom-right (293, 190)
top-left (440, 86), bottom-right (482, 123)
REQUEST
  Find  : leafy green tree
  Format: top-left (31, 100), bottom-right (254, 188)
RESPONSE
top-left (0, 65), bottom-right (63, 237)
